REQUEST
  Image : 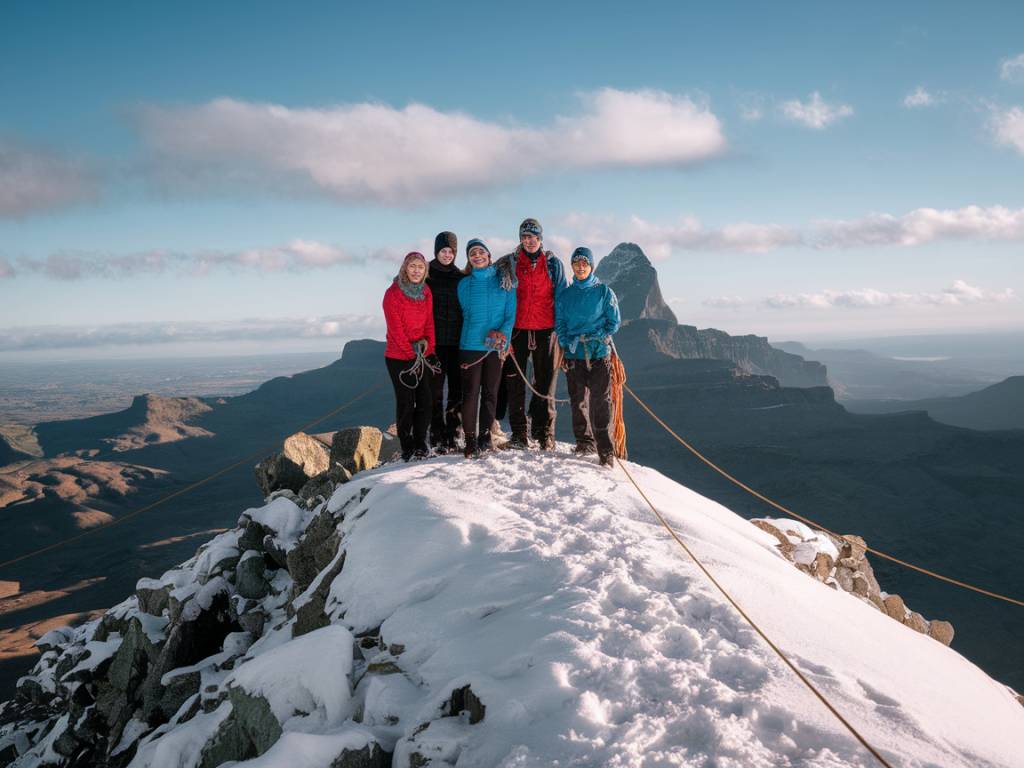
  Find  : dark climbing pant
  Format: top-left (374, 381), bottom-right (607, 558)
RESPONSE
top-left (430, 344), bottom-right (463, 447)
top-left (504, 327), bottom-right (559, 440)
top-left (566, 356), bottom-right (613, 458)
top-left (460, 351), bottom-right (502, 446)
top-left (386, 357), bottom-right (431, 459)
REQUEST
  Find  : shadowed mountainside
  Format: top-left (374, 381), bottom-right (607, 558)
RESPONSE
top-left (845, 376), bottom-right (1024, 431)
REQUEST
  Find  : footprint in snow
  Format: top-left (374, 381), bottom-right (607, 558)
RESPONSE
top-left (709, 652), bottom-right (770, 693)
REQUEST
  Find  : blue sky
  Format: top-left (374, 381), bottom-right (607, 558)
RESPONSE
top-left (2, 1), bottom-right (1023, 358)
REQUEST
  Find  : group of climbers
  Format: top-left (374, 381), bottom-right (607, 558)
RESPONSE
top-left (381, 218), bottom-right (621, 466)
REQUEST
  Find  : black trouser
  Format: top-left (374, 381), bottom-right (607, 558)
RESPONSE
top-left (460, 350), bottom-right (502, 446)
top-left (504, 327), bottom-right (559, 440)
top-left (566, 357), bottom-right (613, 458)
top-left (385, 357), bottom-right (431, 458)
top-left (430, 345), bottom-right (463, 446)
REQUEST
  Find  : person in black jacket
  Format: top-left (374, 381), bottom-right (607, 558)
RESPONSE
top-left (426, 231), bottom-right (467, 452)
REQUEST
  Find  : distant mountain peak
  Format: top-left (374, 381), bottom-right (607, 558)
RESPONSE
top-left (595, 243), bottom-right (678, 324)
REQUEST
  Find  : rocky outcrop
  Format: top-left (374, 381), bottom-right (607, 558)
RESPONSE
top-left (752, 518), bottom-right (955, 646)
top-left (594, 242), bottom-right (678, 324)
top-left (596, 243), bottom-right (828, 388)
top-left (255, 426), bottom-right (403, 507)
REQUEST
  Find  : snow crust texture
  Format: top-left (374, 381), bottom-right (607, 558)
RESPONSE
top-left (2, 449), bottom-right (1022, 767)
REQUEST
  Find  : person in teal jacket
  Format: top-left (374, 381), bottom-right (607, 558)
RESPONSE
top-left (458, 238), bottom-right (517, 458)
top-left (556, 247), bottom-right (622, 466)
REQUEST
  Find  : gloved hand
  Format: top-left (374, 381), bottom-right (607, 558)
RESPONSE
top-left (485, 330), bottom-right (508, 350)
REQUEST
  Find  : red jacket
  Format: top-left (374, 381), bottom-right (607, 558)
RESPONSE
top-left (515, 251), bottom-right (556, 330)
top-left (383, 281), bottom-right (436, 360)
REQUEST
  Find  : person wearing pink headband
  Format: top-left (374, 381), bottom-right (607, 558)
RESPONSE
top-left (382, 251), bottom-right (436, 461)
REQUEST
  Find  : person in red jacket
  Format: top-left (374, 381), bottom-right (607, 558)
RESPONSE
top-left (383, 251), bottom-right (436, 461)
top-left (495, 217), bottom-right (568, 450)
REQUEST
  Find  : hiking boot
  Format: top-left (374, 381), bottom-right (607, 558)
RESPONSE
top-left (598, 453), bottom-right (615, 468)
top-left (411, 448), bottom-right (429, 461)
top-left (463, 437), bottom-right (481, 459)
top-left (506, 433), bottom-right (530, 450)
top-left (572, 442), bottom-right (596, 456)
top-left (478, 435), bottom-right (494, 453)
top-left (537, 435), bottom-right (556, 451)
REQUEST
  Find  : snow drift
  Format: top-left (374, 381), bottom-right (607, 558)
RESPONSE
top-left (3, 449), bottom-right (1021, 767)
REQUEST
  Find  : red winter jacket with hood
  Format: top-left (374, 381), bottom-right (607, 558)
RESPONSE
top-left (383, 281), bottom-right (436, 360)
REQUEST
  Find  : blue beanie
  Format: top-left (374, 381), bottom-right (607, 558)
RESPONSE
top-left (570, 247), bottom-right (594, 267)
top-left (466, 238), bottom-right (491, 259)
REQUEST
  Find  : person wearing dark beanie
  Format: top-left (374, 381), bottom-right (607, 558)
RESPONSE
top-left (492, 217), bottom-right (567, 450)
top-left (426, 231), bottom-right (466, 452)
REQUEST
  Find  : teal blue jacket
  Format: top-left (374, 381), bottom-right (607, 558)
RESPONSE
top-left (556, 274), bottom-right (621, 360)
top-left (457, 265), bottom-right (517, 352)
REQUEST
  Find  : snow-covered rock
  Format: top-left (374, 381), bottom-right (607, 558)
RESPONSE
top-left (2, 450), bottom-right (1021, 767)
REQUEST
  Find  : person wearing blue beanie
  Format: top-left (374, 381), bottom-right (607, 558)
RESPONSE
top-left (457, 239), bottom-right (517, 458)
top-left (556, 246), bottom-right (621, 466)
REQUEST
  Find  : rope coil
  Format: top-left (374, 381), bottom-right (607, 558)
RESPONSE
top-left (399, 345), bottom-right (442, 389)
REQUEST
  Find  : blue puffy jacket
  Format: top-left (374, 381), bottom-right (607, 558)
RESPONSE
top-left (457, 265), bottom-right (517, 352)
top-left (556, 273), bottom-right (621, 360)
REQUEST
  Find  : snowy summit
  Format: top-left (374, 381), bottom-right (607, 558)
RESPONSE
top-left (5, 449), bottom-right (1022, 767)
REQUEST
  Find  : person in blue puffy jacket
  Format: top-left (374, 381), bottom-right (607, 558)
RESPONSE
top-left (457, 239), bottom-right (517, 459)
top-left (556, 247), bottom-right (622, 467)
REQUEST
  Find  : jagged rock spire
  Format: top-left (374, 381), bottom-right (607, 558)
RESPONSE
top-left (594, 243), bottom-right (678, 324)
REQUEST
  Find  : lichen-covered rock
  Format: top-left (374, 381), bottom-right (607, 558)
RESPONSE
top-left (840, 534), bottom-right (868, 561)
top-left (255, 431), bottom-right (333, 497)
top-left (750, 519), bottom-right (795, 559)
top-left (905, 611), bottom-right (929, 634)
top-left (236, 551), bottom-right (269, 600)
top-left (288, 507), bottom-right (342, 596)
top-left (136, 581), bottom-right (172, 617)
top-left (928, 620), bottom-right (955, 646)
top-left (228, 686), bottom-right (283, 755)
top-left (883, 594), bottom-right (906, 621)
top-left (331, 427), bottom-right (384, 475)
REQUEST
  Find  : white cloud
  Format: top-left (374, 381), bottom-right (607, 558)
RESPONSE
top-left (763, 281), bottom-right (1015, 310)
top-left (564, 212), bottom-right (801, 259)
top-left (134, 90), bottom-right (727, 205)
top-left (814, 205), bottom-right (1024, 247)
top-left (903, 87), bottom-right (937, 108)
top-left (5, 239), bottom-right (365, 281)
top-left (0, 140), bottom-right (97, 217)
top-left (0, 315), bottom-right (384, 353)
top-left (992, 106), bottom-right (1024, 154)
top-left (780, 92), bottom-right (854, 129)
top-left (1000, 53), bottom-right (1024, 82)
top-left (702, 295), bottom-right (747, 309)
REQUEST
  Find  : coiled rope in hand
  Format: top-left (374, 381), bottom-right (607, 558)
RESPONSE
top-left (399, 344), bottom-right (442, 389)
